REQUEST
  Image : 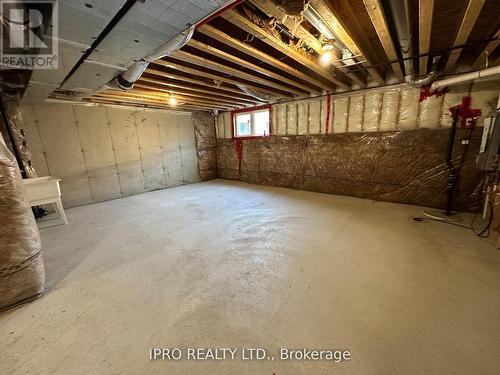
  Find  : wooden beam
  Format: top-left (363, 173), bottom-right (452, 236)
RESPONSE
top-left (152, 59), bottom-right (285, 98)
top-left (309, 0), bottom-right (384, 85)
top-left (130, 85), bottom-right (242, 108)
top-left (173, 50), bottom-right (304, 95)
top-left (100, 89), bottom-right (238, 109)
top-left (188, 38), bottom-right (319, 94)
top-left (251, 0), bottom-right (364, 87)
top-left (96, 92), bottom-right (234, 111)
top-left (94, 94), bottom-right (226, 111)
top-left (419, 0), bottom-right (434, 76)
top-left (444, 0), bottom-right (486, 72)
top-left (145, 67), bottom-right (264, 99)
top-left (222, 9), bottom-right (350, 90)
top-left (472, 28), bottom-right (500, 69)
top-left (138, 76), bottom-right (259, 105)
top-left (87, 97), bottom-right (212, 112)
top-left (198, 24), bottom-right (325, 92)
top-left (363, 0), bottom-right (404, 80)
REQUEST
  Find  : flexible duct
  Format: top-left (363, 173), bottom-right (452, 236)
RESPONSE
top-left (237, 84), bottom-right (275, 102)
top-left (431, 65), bottom-right (500, 91)
top-left (114, 26), bottom-right (195, 90)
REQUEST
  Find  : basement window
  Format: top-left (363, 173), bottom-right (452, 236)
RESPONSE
top-left (232, 106), bottom-right (271, 138)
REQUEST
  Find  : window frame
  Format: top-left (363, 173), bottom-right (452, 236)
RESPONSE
top-left (231, 105), bottom-right (272, 139)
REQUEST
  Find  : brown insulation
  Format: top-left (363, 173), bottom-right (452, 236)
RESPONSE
top-left (3, 98), bottom-right (36, 177)
top-left (0, 134), bottom-right (44, 311)
top-left (216, 129), bottom-right (484, 211)
top-left (193, 111), bottom-right (217, 180)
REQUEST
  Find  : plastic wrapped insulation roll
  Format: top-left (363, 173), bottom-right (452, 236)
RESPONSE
top-left (0, 134), bottom-right (45, 311)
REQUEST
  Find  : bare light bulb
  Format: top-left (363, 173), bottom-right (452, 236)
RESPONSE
top-left (168, 96), bottom-right (177, 106)
top-left (320, 51), bottom-right (332, 65)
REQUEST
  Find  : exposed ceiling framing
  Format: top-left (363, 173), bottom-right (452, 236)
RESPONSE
top-left (15, 0), bottom-right (498, 112)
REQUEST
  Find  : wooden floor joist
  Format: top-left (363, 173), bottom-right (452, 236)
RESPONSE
top-left (222, 9), bottom-right (350, 90)
top-left (308, 0), bottom-right (384, 85)
top-left (98, 90), bottom-right (237, 110)
top-left (444, 0), bottom-right (486, 72)
top-left (87, 97), bottom-right (213, 112)
top-left (153, 58), bottom-right (291, 98)
top-left (144, 67), bottom-right (265, 100)
top-left (138, 76), bottom-right (260, 105)
top-left (363, 0), bottom-right (404, 81)
top-left (472, 28), bottom-right (500, 69)
top-left (173, 50), bottom-right (305, 96)
top-left (188, 38), bottom-right (319, 94)
top-left (197, 24), bottom-right (325, 93)
top-left (248, 0), bottom-right (365, 87)
top-left (419, 0), bottom-right (434, 76)
top-left (129, 86), bottom-right (243, 108)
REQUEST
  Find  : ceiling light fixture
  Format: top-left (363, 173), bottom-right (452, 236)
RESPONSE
top-left (320, 51), bottom-right (333, 65)
top-left (168, 95), bottom-right (177, 106)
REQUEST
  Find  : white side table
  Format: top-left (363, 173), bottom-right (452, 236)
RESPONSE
top-left (23, 176), bottom-right (68, 227)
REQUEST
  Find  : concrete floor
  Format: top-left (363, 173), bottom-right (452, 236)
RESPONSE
top-left (1, 179), bottom-right (499, 374)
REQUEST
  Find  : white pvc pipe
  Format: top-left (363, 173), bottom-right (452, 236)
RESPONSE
top-left (431, 65), bottom-right (500, 90)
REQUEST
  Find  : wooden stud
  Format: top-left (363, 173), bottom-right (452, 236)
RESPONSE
top-left (444, 0), bottom-right (486, 72)
top-left (419, 0), bottom-right (434, 76)
top-left (363, 0), bottom-right (404, 80)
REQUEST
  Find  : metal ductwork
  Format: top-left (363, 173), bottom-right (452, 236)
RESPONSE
top-left (113, 25), bottom-right (195, 90)
top-left (386, 0), bottom-right (438, 86)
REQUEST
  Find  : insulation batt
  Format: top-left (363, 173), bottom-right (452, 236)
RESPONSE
top-left (217, 129), bottom-right (484, 211)
top-left (0, 134), bottom-right (44, 310)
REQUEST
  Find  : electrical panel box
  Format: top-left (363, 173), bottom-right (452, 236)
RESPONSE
top-left (476, 111), bottom-right (500, 171)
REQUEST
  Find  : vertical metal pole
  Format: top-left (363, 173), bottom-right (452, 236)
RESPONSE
top-left (444, 108), bottom-right (460, 216)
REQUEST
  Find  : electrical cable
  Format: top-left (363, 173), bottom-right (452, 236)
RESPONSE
top-left (413, 200), bottom-right (493, 238)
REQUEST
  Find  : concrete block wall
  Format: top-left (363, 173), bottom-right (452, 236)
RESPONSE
top-left (22, 103), bottom-right (200, 208)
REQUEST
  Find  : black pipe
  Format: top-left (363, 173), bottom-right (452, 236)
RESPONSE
top-left (444, 109), bottom-right (460, 216)
top-left (60, 0), bottom-right (139, 87)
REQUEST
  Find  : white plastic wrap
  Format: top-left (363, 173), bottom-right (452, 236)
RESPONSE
top-left (0, 134), bottom-right (44, 310)
top-left (216, 114), bottom-right (225, 138)
top-left (222, 112), bottom-right (232, 139)
top-left (276, 104), bottom-right (287, 135)
top-left (363, 91), bottom-right (382, 131)
top-left (419, 94), bottom-right (443, 128)
top-left (398, 87), bottom-right (419, 130)
top-left (333, 97), bottom-right (349, 133)
top-left (319, 97), bottom-right (328, 134)
top-left (297, 101), bottom-right (308, 135)
top-left (287, 103), bottom-right (298, 135)
top-left (348, 94), bottom-right (364, 132)
top-left (379, 89), bottom-right (400, 131)
top-left (309, 99), bottom-right (321, 134)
